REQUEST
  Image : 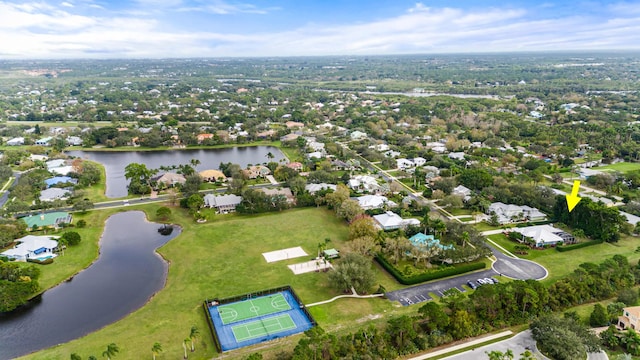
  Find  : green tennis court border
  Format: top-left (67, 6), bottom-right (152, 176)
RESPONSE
top-left (218, 292), bottom-right (291, 325)
top-left (204, 285), bottom-right (317, 353)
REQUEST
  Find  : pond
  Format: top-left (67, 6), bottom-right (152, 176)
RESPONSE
top-left (66, 146), bottom-right (286, 198)
top-left (0, 211), bottom-right (181, 360)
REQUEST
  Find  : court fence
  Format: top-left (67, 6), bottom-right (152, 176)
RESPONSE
top-left (203, 285), bottom-right (316, 353)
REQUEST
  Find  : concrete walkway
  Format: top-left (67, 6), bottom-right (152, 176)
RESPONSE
top-left (405, 331), bottom-right (513, 360)
top-left (306, 288), bottom-right (384, 307)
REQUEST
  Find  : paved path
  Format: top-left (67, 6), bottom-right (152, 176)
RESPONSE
top-left (306, 288), bottom-right (384, 307)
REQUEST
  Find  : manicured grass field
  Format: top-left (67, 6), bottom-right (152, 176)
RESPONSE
top-left (23, 206), bottom-right (412, 360)
top-left (596, 162), bottom-right (640, 173)
top-left (487, 233), bottom-right (640, 284)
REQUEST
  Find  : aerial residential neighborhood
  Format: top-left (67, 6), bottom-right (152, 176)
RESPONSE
top-left (0, 1), bottom-right (640, 359)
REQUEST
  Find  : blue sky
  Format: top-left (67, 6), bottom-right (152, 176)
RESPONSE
top-left (1, 0), bottom-right (640, 58)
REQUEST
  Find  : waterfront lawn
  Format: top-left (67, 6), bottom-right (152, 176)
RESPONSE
top-left (35, 211), bottom-right (109, 291)
top-left (24, 206), bottom-right (408, 360)
top-left (75, 160), bottom-right (109, 203)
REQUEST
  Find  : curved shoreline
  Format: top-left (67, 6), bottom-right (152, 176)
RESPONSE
top-left (2, 210), bottom-right (182, 360)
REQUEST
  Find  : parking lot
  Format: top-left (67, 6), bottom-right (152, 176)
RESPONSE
top-left (386, 245), bottom-right (548, 306)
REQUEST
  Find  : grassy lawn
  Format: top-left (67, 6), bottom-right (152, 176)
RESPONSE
top-left (448, 208), bottom-right (472, 216)
top-left (75, 160), bottom-right (109, 203)
top-left (533, 236), bottom-right (640, 284)
top-left (596, 162), bottom-right (640, 173)
top-left (35, 211), bottom-right (110, 291)
top-left (23, 206), bottom-right (406, 360)
top-left (474, 222), bottom-right (501, 232)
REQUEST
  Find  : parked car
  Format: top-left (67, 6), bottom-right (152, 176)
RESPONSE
top-left (467, 281), bottom-right (478, 290)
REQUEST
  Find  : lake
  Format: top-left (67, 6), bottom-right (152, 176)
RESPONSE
top-left (66, 146), bottom-right (286, 198)
top-left (0, 211), bottom-right (181, 360)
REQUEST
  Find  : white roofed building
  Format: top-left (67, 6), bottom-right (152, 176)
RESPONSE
top-left (373, 211), bottom-right (420, 231)
top-left (1, 235), bottom-right (59, 262)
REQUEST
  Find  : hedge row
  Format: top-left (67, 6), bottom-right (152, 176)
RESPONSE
top-left (556, 240), bottom-right (604, 252)
top-left (375, 255), bottom-right (486, 285)
top-left (26, 258), bottom-right (54, 265)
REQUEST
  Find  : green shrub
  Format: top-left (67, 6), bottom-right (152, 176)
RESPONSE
top-left (556, 240), bottom-right (603, 252)
top-left (375, 255), bottom-right (486, 285)
top-left (27, 257), bottom-right (54, 265)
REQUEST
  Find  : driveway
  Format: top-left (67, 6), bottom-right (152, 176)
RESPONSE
top-left (386, 245), bottom-right (547, 306)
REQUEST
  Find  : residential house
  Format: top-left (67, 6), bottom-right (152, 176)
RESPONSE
top-left (423, 166), bottom-right (440, 180)
top-left (35, 137), bottom-right (53, 146)
top-left (280, 133), bottom-right (300, 142)
top-left (348, 175), bottom-right (380, 193)
top-left (413, 157), bottom-right (427, 167)
top-left (409, 233), bottom-right (454, 252)
top-left (305, 183), bottom-right (336, 194)
top-left (46, 159), bottom-right (66, 170)
top-left (285, 121), bottom-right (304, 129)
top-left (151, 173), bottom-right (187, 188)
top-left (66, 136), bottom-right (83, 146)
top-left (373, 211), bottom-right (420, 231)
top-left (510, 225), bottom-right (573, 248)
top-left (243, 165), bottom-right (271, 179)
top-left (203, 194), bottom-right (243, 213)
top-left (448, 152), bottom-right (466, 161)
top-left (260, 187), bottom-right (295, 204)
top-left (29, 154), bottom-right (48, 162)
top-left (350, 130), bottom-right (368, 140)
top-left (44, 176), bottom-right (77, 188)
top-left (21, 212), bottom-right (72, 229)
top-left (487, 202), bottom-right (547, 224)
top-left (50, 166), bottom-right (74, 176)
top-left (370, 143), bottom-right (390, 152)
top-left (619, 306), bottom-right (640, 331)
top-left (396, 158), bottom-right (415, 170)
top-left (307, 151), bottom-right (324, 160)
top-left (286, 162), bottom-right (303, 172)
top-left (6, 137), bottom-right (24, 146)
top-left (39, 188), bottom-right (71, 202)
top-left (452, 185), bottom-right (472, 201)
top-left (354, 195), bottom-right (396, 210)
top-left (199, 169), bottom-right (226, 182)
top-left (197, 133), bottom-right (214, 144)
top-left (1, 235), bottom-right (59, 262)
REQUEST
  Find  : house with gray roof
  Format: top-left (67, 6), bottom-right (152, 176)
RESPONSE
top-left (1, 235), bottom-right (59, 262)
top-left (305, 183), bottom-right (336, 194)
top-left (39, 188), bottom-right (71, 202)
top-left (203, 194), bottom-right (243, 213)
top-left (373, 211), bottom-right (420, 231)
top-left (487, 202), bottom-right (546, 224)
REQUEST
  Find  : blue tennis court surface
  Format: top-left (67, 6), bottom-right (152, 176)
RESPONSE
top-left (206, 288), bottom-right (315, 351)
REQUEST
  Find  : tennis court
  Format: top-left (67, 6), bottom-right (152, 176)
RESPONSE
top-left (231, 313), bottom-right (297, 342)
top-left (218, 293), bottom-right (291, 324)
top-left (205, 287), bottom-right (316, 352)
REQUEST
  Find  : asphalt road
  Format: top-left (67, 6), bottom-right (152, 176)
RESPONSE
top-left (440, 330), bottom-right (547, 360)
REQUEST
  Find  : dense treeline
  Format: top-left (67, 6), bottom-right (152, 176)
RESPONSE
top-left (0, 260), bottom-right (41, 312)
top-left (553, 196), bottom-right (627, 242)
top-left (288, 254), bottom-right (635, 359)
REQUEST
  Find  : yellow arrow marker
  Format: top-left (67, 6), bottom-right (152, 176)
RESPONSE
top-left (566, 180), bottom-right (582, 212)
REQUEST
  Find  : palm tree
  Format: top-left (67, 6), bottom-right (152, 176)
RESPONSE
top-left (101, 343), bottom-right (119, 360)
top-left (189, 326), bottom-right (199, 352)
top-left (151, 342), bottom-right (162, 360)
top-left (190, 158), bottom-right (201, 168)
top-left (70, 353), bottom-right (82, 360)
top-left (182, 338), bottom-right (190, 359)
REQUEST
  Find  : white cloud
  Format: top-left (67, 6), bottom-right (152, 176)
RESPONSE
top-left (60, 1), bottom-right (73, 7)
top-left (1, 1), bottom-right (640, 58)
